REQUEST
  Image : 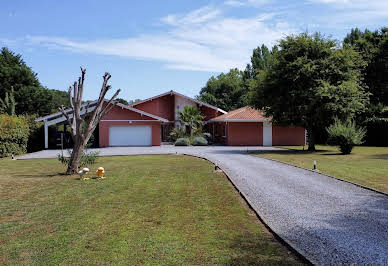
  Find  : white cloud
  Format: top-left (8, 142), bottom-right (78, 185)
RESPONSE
top-left (25, 6), bottom-right (294, 73)
top-left (312, 0), bottom-right (388, 13)
top-left (224, 0), bottom-right (270, 7)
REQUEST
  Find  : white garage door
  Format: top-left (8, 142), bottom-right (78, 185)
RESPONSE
top-left (109, 126), bottom-right (152, 146)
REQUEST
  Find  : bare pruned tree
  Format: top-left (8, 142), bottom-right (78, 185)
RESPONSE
top-left (60, 68), bottom-right (120, 174)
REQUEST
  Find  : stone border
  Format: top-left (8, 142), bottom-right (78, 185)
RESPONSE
top-left (252, 152), bottom-right (388, 197)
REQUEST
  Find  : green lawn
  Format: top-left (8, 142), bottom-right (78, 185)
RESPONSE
top-left (0, 155), bottom-right (303, 265)
top-left (256, 145), bottom-right (388, 194)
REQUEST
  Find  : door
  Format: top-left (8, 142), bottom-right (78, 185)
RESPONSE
top-left (109, 126), bottom-right (152, 146)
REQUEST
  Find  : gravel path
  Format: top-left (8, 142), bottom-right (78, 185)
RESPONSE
top-left (18, 146), bottom-right (388, 265)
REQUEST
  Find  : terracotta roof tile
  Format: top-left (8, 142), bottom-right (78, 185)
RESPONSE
top-left (210, 106), bottom-right (268, 121)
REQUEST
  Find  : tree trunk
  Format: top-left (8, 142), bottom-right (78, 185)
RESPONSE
top-left (66, 139), bottom-right (86, 174)
top-left (307, 128), bottom-right (316, 151)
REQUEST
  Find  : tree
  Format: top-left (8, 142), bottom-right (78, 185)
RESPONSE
top-left (250, 33), bottom-right (369, 151)
top-left (0, 47), bottom-right (69, 116)
top-left (344, 28), bottom-right (388, 106)
top-left (60, 68), bottom-right (120, 174)
top-left (0, 86), bottom-right (16, 115)
top-left (115, 98), bottom-right (129, 105)
top-left (197, 68), bottom-right (247, 111)
top-left (178, 106), bottom-right (204, 137)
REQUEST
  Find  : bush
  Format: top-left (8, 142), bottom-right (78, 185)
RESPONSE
top-left (170, 126), bottom-right (187, 142)
top-left (57, 147), bottom-right (99, 168)
top-left (327, 119), bottom-right (366, 154)
top-left (25, 115), bottom-right (45, 152)
top-left (0, 114), bottom-right (29, 157)
top-left (192, 136), bottom-right (208, 146)
top-left (174, 137), bottom-right (190, 146)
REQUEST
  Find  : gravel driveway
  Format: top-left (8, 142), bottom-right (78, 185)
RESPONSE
top-left (18, 146), bottom-right (388, 265)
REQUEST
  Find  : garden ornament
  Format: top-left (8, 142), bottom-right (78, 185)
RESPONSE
top-left (96, 167), bottom-right (105, 178)
top-left (78, 168), bottom-right (90, 180)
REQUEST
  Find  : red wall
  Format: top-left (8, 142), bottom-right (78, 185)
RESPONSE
top-left (134, 94), bottom-right (175, 121)
top-left (200, 106), bottom-right (223, 121)
top-left (227, 122), bottom-right (263, 146)
top-left (99, 105), bottom-right (161, 147)
top-left (103, 104), bottom-right (155, 120)
top-left (272, 126), bottom-right (305, 146)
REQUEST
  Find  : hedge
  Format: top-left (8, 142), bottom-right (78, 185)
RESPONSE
top-left (192, 136), bottom-right (208, 146)
top-left (175, 137), bottom-right (190, 146)
top-left (0, 114), bottom-right (30, 157)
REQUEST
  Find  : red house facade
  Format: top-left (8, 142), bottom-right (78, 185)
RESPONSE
top-left (37, 90), bottom-right (306, 148)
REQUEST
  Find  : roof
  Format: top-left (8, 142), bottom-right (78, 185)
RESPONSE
top-left (131, 90), bottom-right (227, 114)
top-left (209, 106), bottom-right (269, 122)
top-left (36, 99), bottom-right (169, 126)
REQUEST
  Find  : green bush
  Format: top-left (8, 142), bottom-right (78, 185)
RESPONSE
top-left (0, 114), bottom-right (29, 157)
top-left (57, 147), bottom-right (99, 168)
top-left (327, 119), bottom-right (366, 154)
top-left (174, 137), bottom-right (190, 146)
top-left (192, 136), bottom-right (208, 146)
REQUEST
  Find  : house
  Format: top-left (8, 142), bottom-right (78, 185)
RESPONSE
top-left (36, 90), bottom-right (305, 148)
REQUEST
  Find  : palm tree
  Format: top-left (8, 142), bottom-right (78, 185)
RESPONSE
top-left (178, 106), bottom-right (204, 137)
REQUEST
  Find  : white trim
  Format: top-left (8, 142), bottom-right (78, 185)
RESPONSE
top-left (263, 121), bottom-right (272, 146)
top-left (44, 121), bottom-right (48, 149)
top-left (36, 100), bottom-right (99, 122)
top-left (207, 119), bottom-right (269, 123)
top-left (113, 102), bottom-right (169, 122)
top-left (131, 90), bottom-right (227, 114)
top-left (101, 120), bottom-right (159, 122)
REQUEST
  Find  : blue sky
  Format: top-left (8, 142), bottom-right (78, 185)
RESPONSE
top-left (1, 0), bottom-right (387, 101)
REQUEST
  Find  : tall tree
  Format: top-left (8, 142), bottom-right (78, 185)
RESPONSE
top-left (197, 68), bottom-right (247, 111)
top-left (0, 47), bottom-right (69, 116)
top-left (251, 33), bottom-right (369, 151)
top-left (60, 68), bottom-right (120, 174)
top-left (344, 27), bottom-right (388, 106)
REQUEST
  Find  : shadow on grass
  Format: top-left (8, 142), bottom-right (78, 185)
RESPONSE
top-left (227, 233), bottom-right (305, 265)
top-left (16, 172), bottom-right (68, 179)
top-left (369, 154), bottom-right (388, 160)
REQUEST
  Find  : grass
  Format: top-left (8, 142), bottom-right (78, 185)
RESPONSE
top-left (255, 145), bottom-right (388, 194)
top-left (0, 155), bottom-right (303, 265)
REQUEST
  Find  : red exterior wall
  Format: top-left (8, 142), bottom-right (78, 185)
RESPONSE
top-left (134, 94), bottom-right (175, 121)
top-left (227, 122), bottom-right (263, 146)
top-left (200, 106), bottom-right (223, 121)
top-left (272, 126), bottom-right (305, 146)
top-left (99, 104), bottom-right (161, 147)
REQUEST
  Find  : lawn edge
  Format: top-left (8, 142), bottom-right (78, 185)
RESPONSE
top-left (181, 153), bottom-right (313, 265)
top-left (254, 152), bottom-right (388, 196)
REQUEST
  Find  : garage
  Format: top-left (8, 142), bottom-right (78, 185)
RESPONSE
top-left (109, 126), bottom-right (152, 146)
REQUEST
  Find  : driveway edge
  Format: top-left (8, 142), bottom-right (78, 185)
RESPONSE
top-left (253, 153), bottom-right (388, 197)
top-left (182, 153), bottom-right (313, 265)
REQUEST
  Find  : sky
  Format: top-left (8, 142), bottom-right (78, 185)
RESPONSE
top-left (1, 0), bottom-right (387, 101)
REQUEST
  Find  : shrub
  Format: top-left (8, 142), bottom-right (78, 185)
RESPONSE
top-left (170, 126), bottom-right (187, 142)
top-left (25, 115), bottom-right (45, 152)
top-left (326, 119), bottom-right (366, 154)
top-left (174, 137), bottom-right (190, 146)
top-left (0, 114), bottom-right (29, 157)
top-left (192, 136), bottom-right (208, 146)
top-left (57, 147), bottom-right (99, 168)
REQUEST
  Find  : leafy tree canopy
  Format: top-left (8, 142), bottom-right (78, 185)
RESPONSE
top-left (197, 68), bottom-right (248, 112)
top-left (250, 33), bottom-right (369, 150)
top-left (0, 47), bottom-right (68, 116)
top-left (344, 27), bottom-right (388, 106)
top-left (115, 98), bottom-right (129, 105)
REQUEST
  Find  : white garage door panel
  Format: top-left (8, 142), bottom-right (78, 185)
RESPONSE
top-left (109, 126), bottom-right (152, 146)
